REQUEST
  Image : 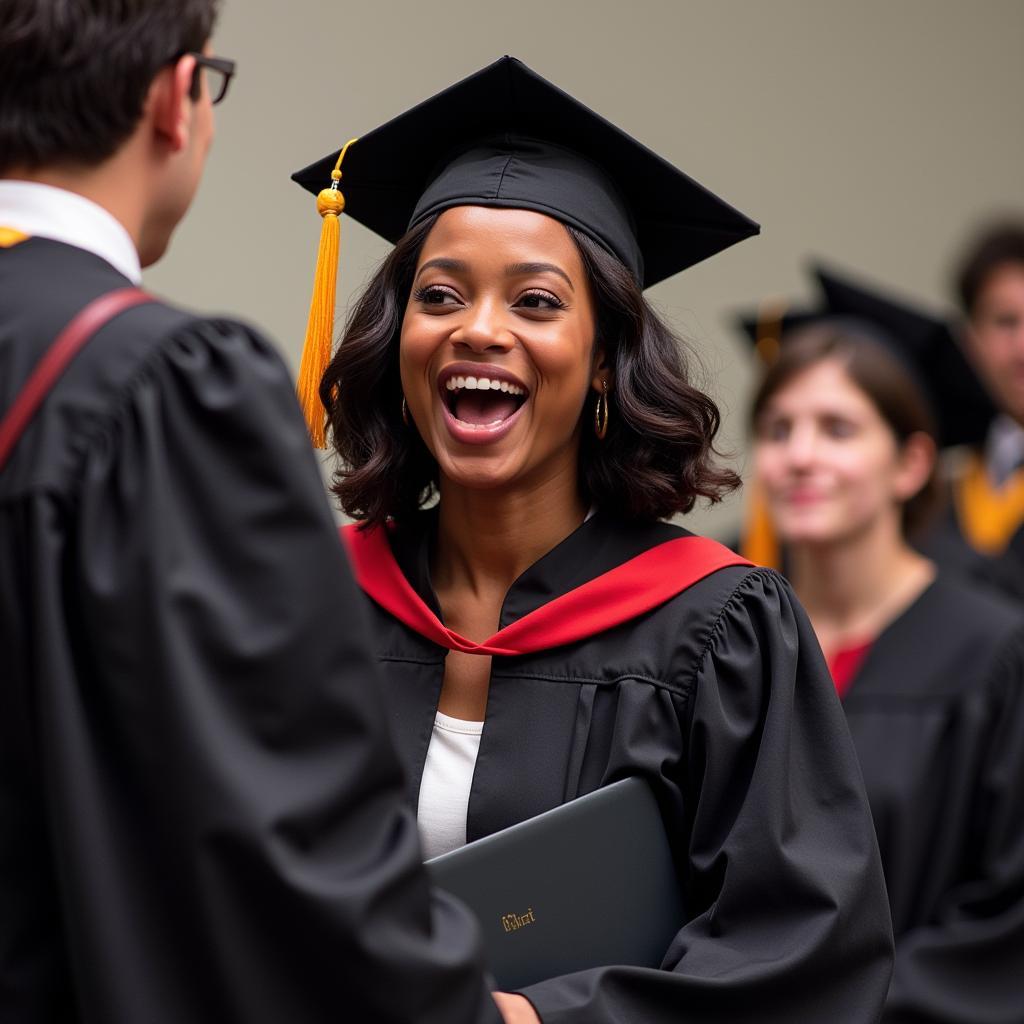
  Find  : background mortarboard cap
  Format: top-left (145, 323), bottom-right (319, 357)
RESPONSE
top-left (736, 304), bottom-right (825, 364)
top-left (735, 261), bottom-right (995, 447)
top-left (292, 56), bottom-right (759, 289)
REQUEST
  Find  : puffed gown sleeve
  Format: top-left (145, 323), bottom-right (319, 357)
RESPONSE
top-left (43, 318), bottom-right (498, 1023)
top-left (883, 631), bottom-right (1024, 1024)
top-left (518, 569), bottom-right (895, 1023)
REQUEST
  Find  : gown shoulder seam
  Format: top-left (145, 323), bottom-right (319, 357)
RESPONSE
top-left (689, 566), bottom-right (780, 689)
top-left (63, 313), bottom-right (267, 503)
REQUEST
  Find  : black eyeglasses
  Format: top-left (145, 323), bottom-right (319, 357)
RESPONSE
top-left (187, 54), bottom-right (236, 105)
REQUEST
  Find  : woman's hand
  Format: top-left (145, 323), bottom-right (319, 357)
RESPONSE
top-left (492, 991), bottom-right (541, 1023)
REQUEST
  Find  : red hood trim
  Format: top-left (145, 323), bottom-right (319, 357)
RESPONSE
top-left (341, 523), bottom-right (753, 657)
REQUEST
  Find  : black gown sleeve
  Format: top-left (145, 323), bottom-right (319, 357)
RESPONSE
top-left (48, 318), bottom-right (498, 1022)
top-left (518, 569), bottom-right (894, 1023)
top-left (988, 525), bottom-right (1024, 604)
top-left (883, 630), bottom-right (1024, 1024)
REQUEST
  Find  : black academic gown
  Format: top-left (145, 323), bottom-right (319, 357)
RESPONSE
top-left (917, 470), bottom-right (1024, 606)
top-left (0, 237), bottom-right (498, 1023)
top-left (357, 511), bottom-right (896, 1024)
top-left (992, 524), bottom-right (1024, 603)
top-left (840, 575), bottom-right (1024, 1024)
top-left (917, 500), bottom-right (1014, 598)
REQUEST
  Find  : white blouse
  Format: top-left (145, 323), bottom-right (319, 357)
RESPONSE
top-left (416, 711), bottom-right (483, 861)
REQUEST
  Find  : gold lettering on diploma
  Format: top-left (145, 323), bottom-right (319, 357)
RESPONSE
top-left (500, 908), bottom-right (536, 933)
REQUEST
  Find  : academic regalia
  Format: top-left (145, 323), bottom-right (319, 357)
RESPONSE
top-left (340, 511), bottom-right (895, 1024)
top-left (991, 521), bottom-right (1024, 603)
top-left (737, 268), bottom-right (1024, 1018)
top-left (0, 234), bottom-right (498, 1023)
top-left (921, 448), bottom-right (1024, 604)
top-left (294, 57), bottom-right (894, 1021)
top-left (837, 574), bottom-right (1024, 1023)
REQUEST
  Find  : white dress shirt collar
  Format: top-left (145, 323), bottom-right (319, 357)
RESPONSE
top-left (985, 413), bottom-right (1024, 488)
top-left (0, 180), bottom-right (142, 284)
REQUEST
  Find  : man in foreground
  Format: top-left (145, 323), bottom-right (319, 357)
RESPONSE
top-left (0, 2), bottom-right (500, 1020)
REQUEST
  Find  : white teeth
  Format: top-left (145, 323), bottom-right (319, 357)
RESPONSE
top-left (441, 374), bottom-right (527, 396)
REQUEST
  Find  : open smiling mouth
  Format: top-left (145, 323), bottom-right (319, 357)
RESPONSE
top-left (440, 372), bottom-right (529, 432)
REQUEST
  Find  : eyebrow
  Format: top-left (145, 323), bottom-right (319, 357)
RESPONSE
top-left (415, 257), bottom-right (575, 292)
top-left (505, 262), bottom-right (575, 292)
top-left (416, 257), bottom-right (468, 279)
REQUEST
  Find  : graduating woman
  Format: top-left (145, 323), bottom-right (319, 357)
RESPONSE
top-left (292, 58), bottom-right (894, 1024)
top-left (750, 298), bottom-right (1024, 1023)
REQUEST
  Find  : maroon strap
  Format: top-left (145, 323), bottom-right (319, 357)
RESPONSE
top-left (0, 287), bottom-right (154, 472)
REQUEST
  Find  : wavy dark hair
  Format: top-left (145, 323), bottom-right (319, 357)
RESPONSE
top-left (321, 214), bottom-right (740, 526)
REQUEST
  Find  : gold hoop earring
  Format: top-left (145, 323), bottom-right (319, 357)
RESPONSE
top-left (594, 380), bottom-right (610, 440)
top-left (401, 396), bottom-right (410, 426)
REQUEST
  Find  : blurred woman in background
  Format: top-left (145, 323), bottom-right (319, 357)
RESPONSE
top-left (751, 318), bottom-right (1024, 1023)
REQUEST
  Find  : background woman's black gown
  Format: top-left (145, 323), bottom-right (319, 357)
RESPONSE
top-left (358, 511), bottom-right (896, 1024)
top-left (841, 575), bottom-right (1024, 1024)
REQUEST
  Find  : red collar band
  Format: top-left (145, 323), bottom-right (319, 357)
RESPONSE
top-left (341, 523), bottom-right (752, 657)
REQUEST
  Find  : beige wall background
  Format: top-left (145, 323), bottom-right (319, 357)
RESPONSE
top-left (144, 0), bottom-right (1024, 537)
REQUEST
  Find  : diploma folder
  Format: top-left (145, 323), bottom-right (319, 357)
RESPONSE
top-left (425, 777), bottom-right (684, 991)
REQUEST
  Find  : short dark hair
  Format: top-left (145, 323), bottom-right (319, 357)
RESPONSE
top-left (321, 217), bottom-right (740, 527)
top-left (954, 219), bottom-right (1024, 317)
top-left (0, 0), bottom-right (219, 174)
top-left (750, 324), bottom-right (942, 538)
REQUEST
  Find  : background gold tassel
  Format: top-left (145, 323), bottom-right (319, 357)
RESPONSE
top-left (296, 139), bottom-right (357, 448)
top-left (739, 482), bottom-right (781, 568)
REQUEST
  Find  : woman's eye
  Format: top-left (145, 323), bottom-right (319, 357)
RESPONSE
top-left (414, 285), bottom-right (461, 307)
top-left (757, 419), bottom-right (790, 442)
top-left (824, 418), bottom-right (857, 439)
top-left (516, 290), bottom-right (565, 312)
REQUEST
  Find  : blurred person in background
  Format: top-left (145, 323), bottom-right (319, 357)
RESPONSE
top-left (926, 220), bottom-right (1024, 601)
top-left (0, 2), bottom-right (503, 1021)
top-left (750, 310), bottom-right (1024, 1024)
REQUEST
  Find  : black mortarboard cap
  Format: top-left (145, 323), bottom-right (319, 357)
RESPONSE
top-left (735, 261), bottom-right (995, 448)
top-left (292, 56), bottom-right (759, 289)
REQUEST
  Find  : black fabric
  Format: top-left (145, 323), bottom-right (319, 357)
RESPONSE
top-left (364, 512), bottom-right (895, 1024)
top-left (736, 261), bottom-right (995, 448)
top-left (0, 237), bottom-right (498, 1024)
top-left (841, 575), bottom-right (1024, 1023)
top-left (916, 481), bottom-right (1024, 606)
top-left (992, 524), bottom-right (1024, 604)
top-left (291, 56), bottom-right (759, 288)
top-left (410, 135), bottom-right (643, 283)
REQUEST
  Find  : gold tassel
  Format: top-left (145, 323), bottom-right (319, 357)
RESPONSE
top-left (296, 138), bottom-right (358, 448)
top-left (739, 481), bottom-right (782, 569)
top-left (754, 298), bottom-right (787, 366)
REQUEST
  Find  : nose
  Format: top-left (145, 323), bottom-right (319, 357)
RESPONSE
top-left (783, 421), bottom-right (820, 469)
top-left (451, 296), bottom-right (515, 354)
